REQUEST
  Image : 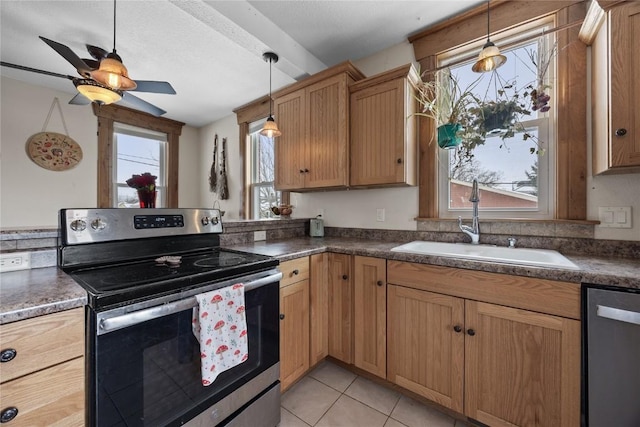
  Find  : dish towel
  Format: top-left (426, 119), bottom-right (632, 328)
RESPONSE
top-left (192, 283), bottom-right (248, 386)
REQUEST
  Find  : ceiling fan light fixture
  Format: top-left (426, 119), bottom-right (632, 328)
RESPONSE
top-left (260, 116), bottom-right (282, 138)
top-left (260, 52), bottom-right (281, 138)
top-left (74, 79), bottom-right (122, 105)
top-left (472, 1), bottom-right (506, 73)
top-left (90, 55), bottom-right (137, 90)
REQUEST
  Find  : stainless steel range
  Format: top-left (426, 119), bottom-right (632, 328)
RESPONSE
top-left (58, 208), bottom-right (281, 427)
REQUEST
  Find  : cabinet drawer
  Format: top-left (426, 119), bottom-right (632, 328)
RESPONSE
top-left (0, 356), bottom-right (84, 426)
top-left (387, 261), bottom-right (581, 319)
top-left (280, 257), bottom-right (310, 287)
top-left (0, 308), bottom-right (84, 383)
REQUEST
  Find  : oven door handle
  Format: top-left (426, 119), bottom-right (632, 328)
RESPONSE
top-left (98, 271), bottom-right (282, 334)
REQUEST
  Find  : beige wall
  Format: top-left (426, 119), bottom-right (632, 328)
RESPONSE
top-left (0, 76), bottom-right (202, 228)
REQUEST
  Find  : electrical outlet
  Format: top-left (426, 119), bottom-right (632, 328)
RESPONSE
top-left (0, 252), bottom-right (31, 272)
top-left (376, 208), bottom-right (385, 222)
top-left (254, 230), bottom-right (267, 241)
top-left (598, 206), bottom-right (632, 228)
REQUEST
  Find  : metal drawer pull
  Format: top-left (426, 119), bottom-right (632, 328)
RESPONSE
top-left (596, 305), bottom-right (640, 326)
top-left (99, 271), bottom-right (282, 334)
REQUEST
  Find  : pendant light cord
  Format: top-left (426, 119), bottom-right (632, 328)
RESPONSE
top-left (269, 57), bottom-right (273, 117)
top-left (486, 1), bottom-right (490, 43)
top-left (113, 0), bottom-right (117, 52)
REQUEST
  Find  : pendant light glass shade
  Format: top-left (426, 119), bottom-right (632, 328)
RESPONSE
top-left (260, 52), bottom-right (281, 138)
top-left (261, 116), bottom-right (282, 138)
top-left (74, 79), bottom-right (122, 104)
top-left (472, 1), bottom-right (506, 73)
top-left (90, 55), bottom-right (137, 90)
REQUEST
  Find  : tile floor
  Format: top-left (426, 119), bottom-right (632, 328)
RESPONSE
top-left (279, 361), bottom-right (469, 427)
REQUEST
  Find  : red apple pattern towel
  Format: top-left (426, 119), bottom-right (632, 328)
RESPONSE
top-left (192, 283), bottom-right (248, 386)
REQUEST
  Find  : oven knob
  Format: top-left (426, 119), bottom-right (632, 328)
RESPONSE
top-left (91, 218), bottom-right (106, 231)
top-left (70, 219), bottom-right (86, 232)
top-left (201, 216), bottom-right (210, 226)
top-left (211, 216), bottom-right (219, 225)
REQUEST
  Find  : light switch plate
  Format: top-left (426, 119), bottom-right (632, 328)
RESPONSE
top-left (598, 207), bottom-right (632, 228)
top-left (253, 230), bottom-right (266, 241)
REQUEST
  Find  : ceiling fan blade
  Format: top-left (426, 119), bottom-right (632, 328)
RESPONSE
top-left (0, 61), bottom-right (75, 80)
top-left (119, 92), bottom-right (166, 116)
top-left (86, 44), bottom-right (109, 61)
top-left (131, 81), bottom-right (176, 94)
top-left (81, 59), bottom-right (100, 70)
top-left (69, 93), bottom-right (92, 105)
top-left (39, 36), bottom-right (92, 77)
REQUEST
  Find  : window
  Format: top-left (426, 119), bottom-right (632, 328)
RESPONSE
top-left (249, 119), bottom-right (281, 218)
top-left (113, 124), bottom-right (167, 208)
top-left (93, 104), bottom-right (183, 208)
top-left (437, 24), bottom-right (556, 219)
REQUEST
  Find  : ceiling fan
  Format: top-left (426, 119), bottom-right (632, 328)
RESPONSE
top-left (0, 0), bottom-right (175, 116)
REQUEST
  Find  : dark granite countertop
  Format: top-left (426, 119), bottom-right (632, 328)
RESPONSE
top-left (2, 237), bottom-right (638, 324)
top-left (0, 267), bottom-right (86, 325)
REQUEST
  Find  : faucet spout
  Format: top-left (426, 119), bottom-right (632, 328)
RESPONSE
top-left (459, 178), bottom-right (481, 244)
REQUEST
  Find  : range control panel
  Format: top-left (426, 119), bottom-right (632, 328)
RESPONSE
top-left (60, 208), bottom-right (223, 245)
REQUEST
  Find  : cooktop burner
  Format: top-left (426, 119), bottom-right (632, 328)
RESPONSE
top-left (68, 248), bottom-right (278, 309)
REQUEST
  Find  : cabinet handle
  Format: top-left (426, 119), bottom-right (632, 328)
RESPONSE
top-left (0, 407), bottom-right (18, 423)
top-left (615, 128), bottom-right (627, 136)
top-left (453, 325), bottom-right (462, 333)
top-left (342, 274), bottom-right (348, 280)
top-left (467, 328), bottom-right (476, 336)
top-left (299, 169), bottom-right (305, 173)
top-left (376, 280), bottom-right (383, 287)
top-left (304, 168), bottom-right (309, 173)
top-left (292, 269), bottom-right (299, 275)
top-left (397, 158), bottom-right (403, 164)
top-left (0, 349), bottom-right (17, 363)
top-left (279, 314), bottom-right (285, 320)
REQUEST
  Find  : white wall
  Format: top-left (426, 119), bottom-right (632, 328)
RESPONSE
top-left (0, 76), bottom-right (201, 228)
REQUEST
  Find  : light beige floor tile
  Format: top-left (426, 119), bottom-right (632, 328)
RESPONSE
top-left (385, 418), bottom-right (409, 427)
top-left (281, 376), bottom-right (340, 426)
top-left (345, 376), bottom-right (401, 415)
top-left (316, 395), bottom-right (388, 427)
top-left (278, 407), bottom-right (311, 427)
top-left (390, 396), bottom-right (455, 427)
top-left (308, 361), bottom-right (357, 392)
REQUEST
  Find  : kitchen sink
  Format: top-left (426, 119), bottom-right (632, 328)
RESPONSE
top-left (390, 241), bottom-right (580, 270)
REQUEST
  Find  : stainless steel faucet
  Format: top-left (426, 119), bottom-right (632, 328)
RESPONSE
top-left (459, 178), bottom-right (480, 244)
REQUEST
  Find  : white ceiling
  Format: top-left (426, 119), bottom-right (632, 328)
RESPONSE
top-left (0, 0), bottom-right (482, 128)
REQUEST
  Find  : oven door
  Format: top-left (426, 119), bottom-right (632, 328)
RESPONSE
top-left (87, 271), bottom-right (281, 427)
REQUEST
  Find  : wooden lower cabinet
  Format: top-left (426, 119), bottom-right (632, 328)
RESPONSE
top-left (387, 285), bottom-right (465, 413)
top-left (353, 256), bottom-right (387, 378)
top-left (310, 253), bottom-right (329, 366)
top-left (464, 301), bottom-right (580, 427)
top-left (0, 308), bottom-right (85, 426)
top-left (279, 257), bottom-right (311, 391)
top-left (327, 253), bottom-right (353, 363)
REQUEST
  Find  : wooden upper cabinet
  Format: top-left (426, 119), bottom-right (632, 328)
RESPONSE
top-left (350, 64), bottom-right (418, 187)
top-left (588, 2), bottom-right (640, 174)
top-left (353, 256), bottom-right (387, 379)
top-left (464, 301), bottom-right (580, 427)
top-left (273, 62), bottom-right (365, 191)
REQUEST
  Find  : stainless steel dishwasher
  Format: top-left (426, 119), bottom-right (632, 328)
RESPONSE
top-left (584, 284), bottom-right (640, 427)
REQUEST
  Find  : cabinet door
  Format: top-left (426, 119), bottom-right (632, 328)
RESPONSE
top-left (305, 75), bottom-right (349, 189)
top-left (353, 256), bottom-right (386, 378)
top-left (387, 285), bottom-right (465, 413)
top-left (609, 3), bottom-right (640, 169)
top-left (464, 301), bottom-right (580, 427)
top-left (309, 253), bottom-right (329, 366)
top-left (274, 89), bottom-right (307, 190)
top-left (327, 253), bottom-right (353, 363)
top-left (350, 78), bottom-right (415, 186)
top-left (279, 280), bottom-right (310, 391)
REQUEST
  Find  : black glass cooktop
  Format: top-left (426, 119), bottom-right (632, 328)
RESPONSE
top-left (68, 248), bottom-right (278, 310)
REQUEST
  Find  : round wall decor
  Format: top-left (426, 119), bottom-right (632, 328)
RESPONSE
top-left (26, 132), bottom-right (83, 171)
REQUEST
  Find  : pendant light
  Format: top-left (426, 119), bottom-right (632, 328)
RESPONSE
top-left (260, 52), bottom-right (282, 138)
top-left (472, 1), bottom-right (506, 73)
top-left (90, 0), bottom-right (137, 91)
top-left (75, 79), bottom-right (123, 105)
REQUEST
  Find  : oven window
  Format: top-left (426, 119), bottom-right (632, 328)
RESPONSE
top-left (92, 283), bottom-right (278, 426)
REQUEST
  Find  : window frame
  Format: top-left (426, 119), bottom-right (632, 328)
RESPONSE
top-left (409, 1), bottom-right (587, 221)
top-left (248, 119), bottom-right (281, 219)
top-left (436, 27), bottom-right (557, 219)
top-left (93, 104), bottom-right (184, 208)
